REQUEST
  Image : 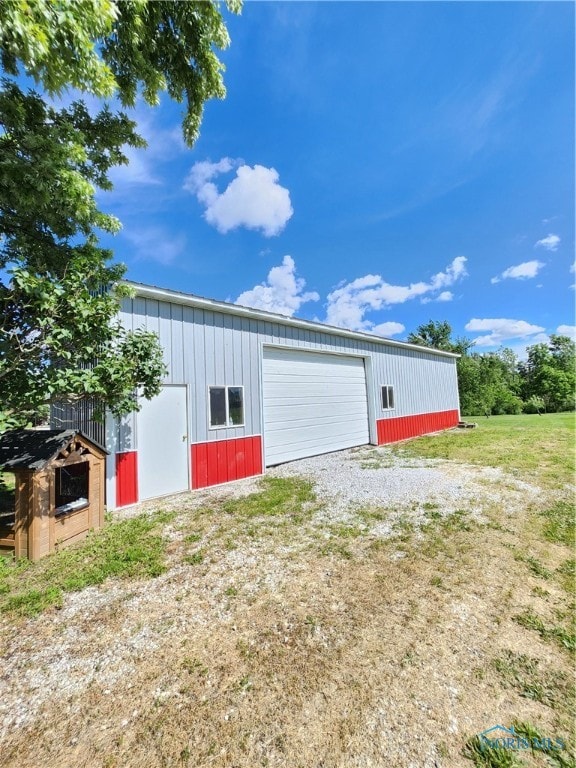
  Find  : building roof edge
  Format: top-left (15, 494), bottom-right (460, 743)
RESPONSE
top-left (121, 281), bottom-right (460, 359)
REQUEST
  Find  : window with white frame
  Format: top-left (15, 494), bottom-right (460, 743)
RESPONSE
top-left (381, 385), bottom-right (394, 410)
top-left (209, 386), bottom-right (245, 428)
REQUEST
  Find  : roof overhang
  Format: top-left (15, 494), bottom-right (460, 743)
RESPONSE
top-left (121, 281), bottom-right (460, 360)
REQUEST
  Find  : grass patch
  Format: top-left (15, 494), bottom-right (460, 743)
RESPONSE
top-left (513, 610), bottom-right (575, 655)
top-left (328, 523), bottom-right (364, 539)
top-left (492, 650), bottom-right (574, 713)
top-left (464, 720), bottom-right (574, 768)
top-left (541, 500), bottom-right (575, 547)
top-left (557, 559), bottom-right (575, 595)
top-left (219, 476), bottom-right (318, 524)
top-left (0, 509), bottom-right (175, 617)
top-left (351, 448), bottom-right (396, 469)
top-left (512, 721), bottom-right (574, 768)
top-left (319, 540), bottom-right (354, 559)
top-left (392, 413), bottom-right (574, 488)
top-left (514, 552), bottom-right (554, 581)
top-left (463, 735), bottom-right (524, 767)
top-left (184, 550), bottom-right (204, 566)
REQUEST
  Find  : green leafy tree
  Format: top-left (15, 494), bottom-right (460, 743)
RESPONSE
top-left (408, 322), bottom-right (528, 416)
top-left (0, 0), bottom-right (240, 430)
top-left (0, 0), bottom-right (241, 144)
top-left (520, 336), bottom-right (576, 413)
top-left (407, 320), bottom-right (473, 355)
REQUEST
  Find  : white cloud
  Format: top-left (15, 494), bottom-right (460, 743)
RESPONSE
top-left (123, 226), bottom-right (187, 265)
top-left (185, 159), bottom-right (293, 236)
top-left (183, 158), bottom-right (234, 204)
top-left (556, 325), bottom-right (576, 339)
top-left (491, 260), bottom-right (545, 283)
top-left (325, 257), bottom-right (467, 331)
top-left (422, 290), bottom-right (454, 304)
top-left (109, 107), bottom-right (186, 188)
top-left (371, 322), bottom-right (405, 338)
top-left (235, 255), bottom-right (319, 316)
top-left (110, 145), bottom-right (163, 186)
top-left (535, 233), bottom-right (560, 251)
top-left (429, 256), bottom-right (467, 289)
top-left (465, 318), bottom-right (546, 347)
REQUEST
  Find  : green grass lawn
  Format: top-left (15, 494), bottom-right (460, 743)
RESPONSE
top-left (0, 509), bottom-right (175, 616)
top-left (393, 412), bottom-right (575, 489)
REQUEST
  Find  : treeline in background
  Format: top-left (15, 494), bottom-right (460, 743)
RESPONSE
top-left (407, 321), bottom-right (575, 417)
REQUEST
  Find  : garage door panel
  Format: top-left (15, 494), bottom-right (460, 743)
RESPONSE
top-left (266, 432), bottom-right (367, 464)
top-left (263, 348), bottom-right (370, 465)
top-left (266, 417), bottom-right (370, 438)
top-left (265, 403), bottom-right (369, 423)
top-left (263, 396), bottom-right (368, 411)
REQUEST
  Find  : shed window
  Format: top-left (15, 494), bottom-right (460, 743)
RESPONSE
top-left (209, 386), bottom-right (244, 428)
top-left (55, 462), bottom-right (89, 514)
top-left (381, 385), bottom-right (395, 410)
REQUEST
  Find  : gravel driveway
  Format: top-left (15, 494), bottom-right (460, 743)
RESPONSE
top-left (268, 443), bottom-right (542, 531)
top-left (0, 440), bottom-right (550, 768)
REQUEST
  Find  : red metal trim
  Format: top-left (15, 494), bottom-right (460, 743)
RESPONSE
top-left (116, 451), bottom-right (138, 507)
top-left (191, 436), bottom-right (263, 489)
top-left (376, 409), bottom-right (459, 445)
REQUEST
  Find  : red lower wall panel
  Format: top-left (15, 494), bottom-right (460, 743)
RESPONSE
top-left (376, 409), bottom-right (459, 445)
top-left (191, 436), bottom-right (263, 489)
top-left (116, 451), bottom-right (138, 507)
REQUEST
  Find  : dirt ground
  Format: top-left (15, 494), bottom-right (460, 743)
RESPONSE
top-left (0, 445), bottom-right (573, 768)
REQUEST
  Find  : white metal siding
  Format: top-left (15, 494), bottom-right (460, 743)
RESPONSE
top-left (118, 295), bottom-right (460, 448)
top-left (262, 348), bottom-right (370, 465)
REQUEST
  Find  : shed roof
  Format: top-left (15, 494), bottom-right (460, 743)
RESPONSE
top-left (0, 430), bottom-right (107, 471)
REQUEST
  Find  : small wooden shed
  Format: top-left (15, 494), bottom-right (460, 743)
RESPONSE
top-left (0, 430), bottom-right (107, 561)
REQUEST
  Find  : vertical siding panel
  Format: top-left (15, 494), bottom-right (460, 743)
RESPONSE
top-left (254, 436), bottom-right (263, 474)
top-left (144, 299), bottom-right (160, 335)
top-left (232, 315), bottom-right (243, 385)
top-left (250, 435), bottom-right (259, 476)
top-left (240, 317), bottom-right (254, 436)
top-left (223, 312), bottom-right (234, 382)
top-left (214, 312), bottom-right (225, 387)
top-left (116, 452), bottom-right (138, 506)
top-left (170, 304), bottom-right (184, 384)
top-left (216, 441), bottom-right (228, 484)
top-left (182, 306), bottom-right (195, 441)
top-left (191, 444), bottom-right (198, 489)
top-left (159, 301), bottom-right (172, 381)
top-left (119, 297), bottom-right (134, 331)
top-left (195, 309), bottom-right (208, 443)
top-left (236, 437), bottom-right (246, 479)
top-left (250, 318), bottom-right (261, 436)
top-left (205, 442), bottom-right (217, 486)
top-left (170, 303), bottom-right (184, 384)
top-left (133, 297), bottom-right (147, 331)
top-left (198, 443), bottom-right (209, 489)
top-left (227, 438), bottom-right (237, 481)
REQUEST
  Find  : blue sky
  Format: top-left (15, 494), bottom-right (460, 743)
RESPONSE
top-left (99, 1), bottom-right (574, 356)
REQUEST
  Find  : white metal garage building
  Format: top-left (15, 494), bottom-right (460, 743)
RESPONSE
top-left (54, 281), bottom-right (461, 508)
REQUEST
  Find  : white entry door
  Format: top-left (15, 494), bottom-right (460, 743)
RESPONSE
top-left (137, 385), bottom-right (189, 500)
top-left (262, 348), bottom-right (370, 465)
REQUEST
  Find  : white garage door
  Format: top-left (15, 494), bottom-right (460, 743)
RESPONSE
top-left (263, 348), bottom-right (370, 465)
